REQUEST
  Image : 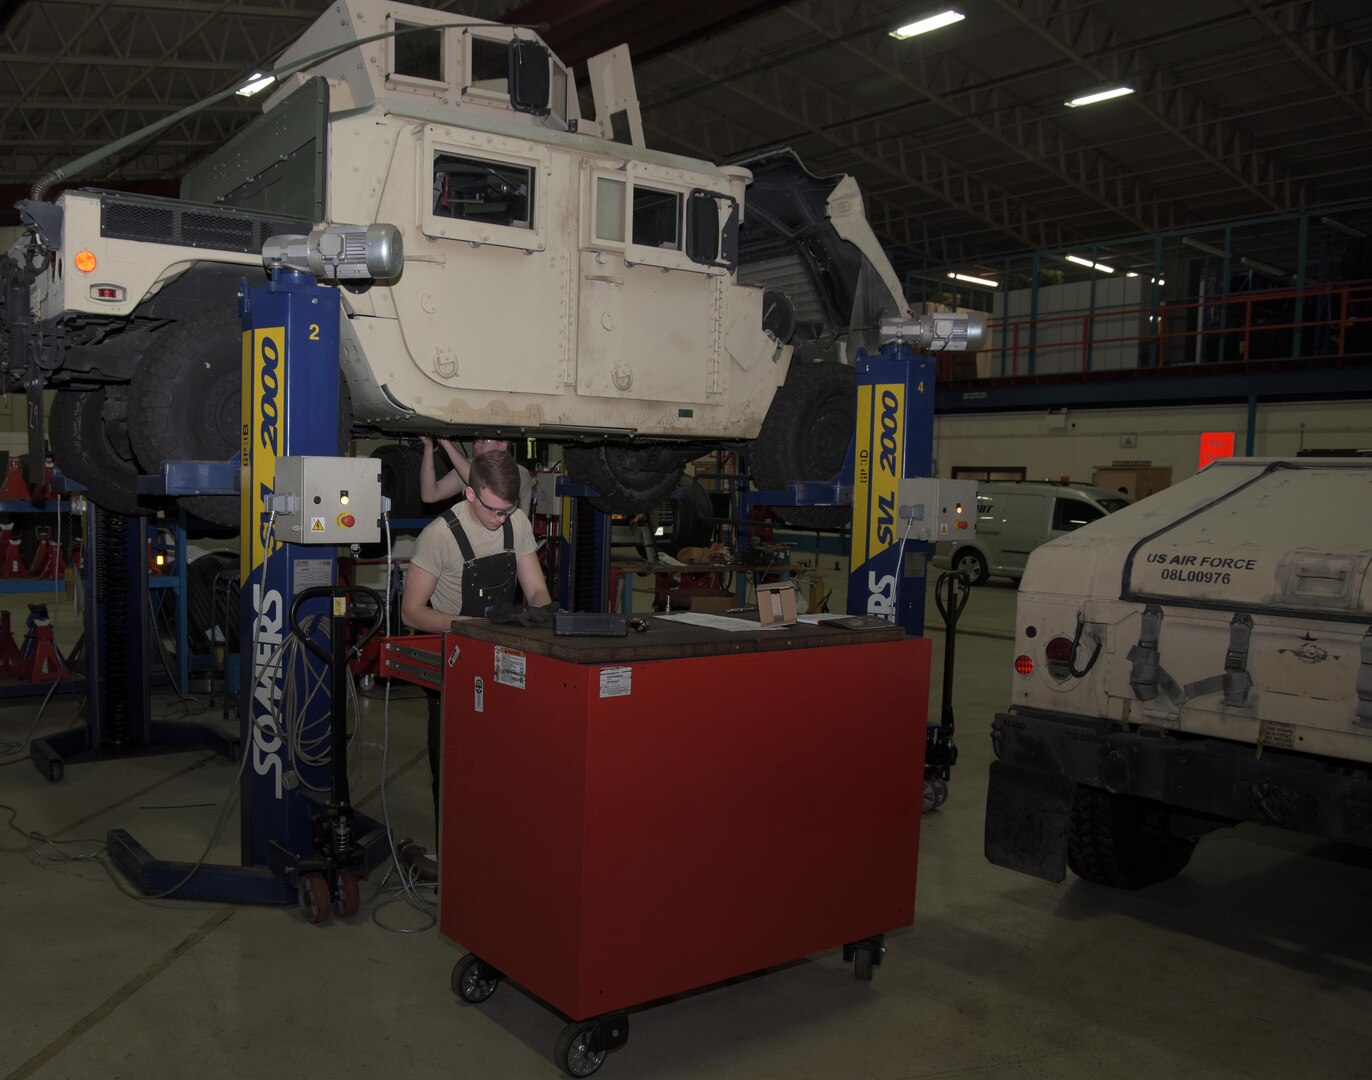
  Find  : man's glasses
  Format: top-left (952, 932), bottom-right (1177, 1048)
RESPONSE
top-left (471, 487), bottom-right (514, 520)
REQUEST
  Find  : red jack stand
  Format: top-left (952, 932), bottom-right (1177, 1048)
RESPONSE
top-left (20, 624), bottom-right (69, 682)
top-left (30, 458), bottom-right (56, 503)
top-left (0, 459), bottom-right (31, 501)
top-left (29, 527), bottom-right (67, 580)
top-left (0, 610), bottom-right (22, 678)
top-left (0, 524), bottom-right (25, 578)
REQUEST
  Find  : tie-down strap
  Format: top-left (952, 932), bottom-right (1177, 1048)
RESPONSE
top-left (1127, 606), bottom-right (1254, 707)
top-left (1181, 613), bottom-right (1254, 707)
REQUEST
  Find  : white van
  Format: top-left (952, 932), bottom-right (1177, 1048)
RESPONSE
top-left (942, 481), bottom-right (1132, 584)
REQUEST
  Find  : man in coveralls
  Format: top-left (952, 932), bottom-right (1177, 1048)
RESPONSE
top-left (401, 450), bottom-right (552, 859)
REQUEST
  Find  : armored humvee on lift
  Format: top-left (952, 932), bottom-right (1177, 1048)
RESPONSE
top-left (2, 0), bottom-right (912, 526)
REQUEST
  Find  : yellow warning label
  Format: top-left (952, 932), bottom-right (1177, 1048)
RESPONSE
top-left (333, 597), bottom-right (347, 617)
top-left (310, 517), bottom-right (325, 532)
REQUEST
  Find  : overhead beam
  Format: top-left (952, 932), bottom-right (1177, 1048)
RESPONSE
top-left (1240, 0), bottom-right (1372, 136)
top-left (501, 0), bottom-right (787, 69)
top-left (779, 0), bottom-right (1164, 238)
top-left (992, 0), bottom-right (1305, 213)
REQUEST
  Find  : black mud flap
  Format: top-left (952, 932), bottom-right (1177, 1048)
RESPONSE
top-left (984, 760), bottom-right (1074, 883)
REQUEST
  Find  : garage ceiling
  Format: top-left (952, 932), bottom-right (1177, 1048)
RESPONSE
top-left (2, 0), bottom-right (1369, 271)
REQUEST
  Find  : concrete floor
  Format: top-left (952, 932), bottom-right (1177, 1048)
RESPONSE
top-left (2, 577), bottom-right (1371, 1080)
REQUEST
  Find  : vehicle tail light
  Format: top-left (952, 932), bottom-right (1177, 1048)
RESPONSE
top-left (1045, 635), bottom-right (1074, 681)
top-left (1014, 654), bottom-right (1034, 676)
top-left (74, 250), bottom-right (96, 273)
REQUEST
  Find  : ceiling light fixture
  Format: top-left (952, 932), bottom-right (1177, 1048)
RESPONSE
top-left (1066, 254), bottom-right (1115, 273)
top-left (947, 271), bottom-right (999, 288)
top-left (236, 72), bottom-right (276, 97)
top-left (1182, 236), bottom-right (1227, 258)
top-left (1065, 86), bottom-right (1134, 108)
top-left (890, 10), bottom-right (965, 40)
top-left (1239, 256), bottom-right (1294, 281)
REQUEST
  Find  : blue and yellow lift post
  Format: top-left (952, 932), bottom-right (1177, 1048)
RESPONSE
top-left (108, 225), bottom-right (403, 907)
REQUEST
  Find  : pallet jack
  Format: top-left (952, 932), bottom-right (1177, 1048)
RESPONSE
top-left (286, 583), bottom-right (383, 921)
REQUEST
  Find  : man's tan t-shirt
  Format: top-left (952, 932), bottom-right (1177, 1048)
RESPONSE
top-left (409, 499), bottom-right (537, 616)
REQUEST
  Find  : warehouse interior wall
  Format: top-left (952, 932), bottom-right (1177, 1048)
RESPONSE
top-left (933, 399), bottom-right (1372, 486)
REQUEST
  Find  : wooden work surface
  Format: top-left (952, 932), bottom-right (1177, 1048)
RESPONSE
top-left (445, 614), bottom-right (902, 664)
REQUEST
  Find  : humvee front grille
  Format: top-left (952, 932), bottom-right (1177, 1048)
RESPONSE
top-left (97, 191), bottom-right (309, 254)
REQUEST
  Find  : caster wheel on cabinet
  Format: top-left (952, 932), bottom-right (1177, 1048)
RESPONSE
top-left (554, 1020), bottom-right (608, 1078)
top-left (451, 952), bottom-right (501, 1004)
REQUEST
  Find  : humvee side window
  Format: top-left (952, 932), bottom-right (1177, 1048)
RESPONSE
top-left (392, 21), bottom-right (444, 83)
top-left (632, 187), bottom-right (681, 250)
top-left (470, 36), bottom-right (508, 94)
top-left (549, 66), bottom-right (568, 122)
top-left (595, 178), bottom-right (626, 243)
top-left (1053, 499), bottom-right (1103, 531)
top-left (433, 154), bottom-right (534, 229)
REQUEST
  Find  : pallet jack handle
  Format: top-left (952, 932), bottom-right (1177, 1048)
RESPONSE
top-left (288, 585), bottom-right (385, 665)
top-left (928, 570), bottom-right (971, 783)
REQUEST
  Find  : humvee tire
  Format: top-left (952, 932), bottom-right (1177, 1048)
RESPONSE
top-left (750, 360), bottom-right (854, 529)
top-left (129, 308), bottom-right (241, 527)
top-left (373, 444), bottom-right (424, 520)
top-left (563, 444), bottom-right (691, 516)
top-left (49, 386), bottom-right (154, 517)
top-left (1067, 786), bottom-right (1197, 889)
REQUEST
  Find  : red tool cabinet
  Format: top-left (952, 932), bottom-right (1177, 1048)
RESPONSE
top-left (387, 617), bottom-right (929, 1071)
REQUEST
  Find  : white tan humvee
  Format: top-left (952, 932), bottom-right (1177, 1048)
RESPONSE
top-left (3, 0), bottom-right (908, 524)
top-left (985, 457), bottom-right (1372, 889)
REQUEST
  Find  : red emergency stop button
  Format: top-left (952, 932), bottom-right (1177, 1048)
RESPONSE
top-left (337, 513), bottom-right (356, 528)
top-left (956, 519), bottom-right (968, 529)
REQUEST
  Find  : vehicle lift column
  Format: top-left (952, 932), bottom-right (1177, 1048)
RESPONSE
top-left (107, 230), bottom-right (399, 906)
top-left (30, 506), bottom-right (237, 780)
top-left (743, 328), bottom-right (981, 805)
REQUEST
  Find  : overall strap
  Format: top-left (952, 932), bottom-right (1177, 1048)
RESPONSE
top-left (443, 509), bottom-right (477, 563)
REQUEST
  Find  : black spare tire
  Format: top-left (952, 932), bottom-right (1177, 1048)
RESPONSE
top-left (129, 308), bottom-right (241, 527)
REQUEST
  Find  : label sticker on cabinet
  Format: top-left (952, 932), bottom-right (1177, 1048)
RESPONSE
top-left (494, 646), bottom-right (526, 689)
top-left (599, 666), bottom-right (631, 698)
top-left (474, 676), bottom-right (484, 713)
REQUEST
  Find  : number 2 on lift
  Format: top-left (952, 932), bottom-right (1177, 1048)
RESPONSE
top-left (308, 324), bottom-right (320, 341)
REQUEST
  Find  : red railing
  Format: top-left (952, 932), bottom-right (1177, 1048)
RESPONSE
top-left (991, 281), bottom-right (1372, 377)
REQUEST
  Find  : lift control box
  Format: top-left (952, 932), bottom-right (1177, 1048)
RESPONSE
top-left (271, 456), bottom-right (383, 544)
top-left (896, 478), bottom-right (979, 542)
